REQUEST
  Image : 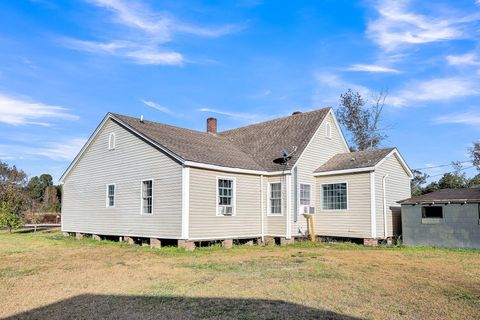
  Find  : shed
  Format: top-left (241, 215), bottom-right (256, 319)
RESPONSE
top-left (398, 188), bottom-right (480, 249)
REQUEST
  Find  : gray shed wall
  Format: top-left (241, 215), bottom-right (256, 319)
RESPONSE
top-left (401, 203), bottom-right (480, 249)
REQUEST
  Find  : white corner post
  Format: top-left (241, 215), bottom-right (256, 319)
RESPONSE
top-left (260, 175), bottom-right (265, 242)
top-left (181, 166), bottom-right (190, 239)
top-left (286, 174), bottom-right (292, 239)
top-left (382, 174), bottom-right (389, 239)
top-left (370, 171), bottom-right (377, 239)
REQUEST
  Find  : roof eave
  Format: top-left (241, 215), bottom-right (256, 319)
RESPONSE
top-left (313, 166), bottom-right (375, 177)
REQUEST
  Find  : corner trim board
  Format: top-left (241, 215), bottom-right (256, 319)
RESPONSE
top-left (370, 171), bottom-right (377, 238)
top-left (182, 167), bottom-right (190, 239)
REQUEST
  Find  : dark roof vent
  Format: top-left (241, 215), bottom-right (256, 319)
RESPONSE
top-left (351, 157), bottom-right (356, 161)
top-left (292, 111), bottom-right (302, 115)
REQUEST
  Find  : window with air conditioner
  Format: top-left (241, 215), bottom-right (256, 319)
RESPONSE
top-left (217, 177), bottom-right (235, 216)
top-left (299, 183), bottom-right (313, 214)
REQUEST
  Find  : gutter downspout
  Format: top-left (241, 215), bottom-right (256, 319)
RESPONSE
top-left (286, 174), bottom-right (292, 239)
top-left (382, 174), bottom-right (389, 239)
top-left (260, 174), bottom-right (265, 242)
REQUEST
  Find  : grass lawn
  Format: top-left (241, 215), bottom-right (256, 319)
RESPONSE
top-left (0, 229), bottom-right (479, 319)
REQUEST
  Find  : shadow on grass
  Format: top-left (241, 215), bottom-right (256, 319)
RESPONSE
top-left (4, 294), bottom-right (363, 320)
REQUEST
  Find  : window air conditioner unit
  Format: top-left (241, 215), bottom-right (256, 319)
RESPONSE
top-left (300, 206), bottom-right (315, 214)
top-left (219, 206), bottom-right (233, 216)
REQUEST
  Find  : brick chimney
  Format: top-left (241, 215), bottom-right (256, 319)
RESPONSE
top-left (207, 117), bottom-right (217, 134)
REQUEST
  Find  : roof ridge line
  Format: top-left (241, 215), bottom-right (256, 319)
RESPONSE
top-left (218, 107), bottom-right (331, 135)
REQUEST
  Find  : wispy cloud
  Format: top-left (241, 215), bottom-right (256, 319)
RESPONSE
top-left (64, 0), bottom-right (241, 65)
top-left (199, 107), bottom-right (269, 122)
top-left (446, 52), bottom-right (480, 66)
top-left (367, 0), bottom-right (480, 51)
top-left (389, 77), bottom-right (480, 106)
top-left (0, 137), bottom-right (87, 161)
top-left (346, 64), bottom-right (400, 73)
top-left (434, 110), bottom-right (480, 125)
top-left (0, 93), bottom-right (78, 126)
top-left (141, 99), bottom-right (175, 115)
top-left (314, 72), bottom-right (372, 101)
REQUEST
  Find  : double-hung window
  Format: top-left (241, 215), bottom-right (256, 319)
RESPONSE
top-left (299, 184), bottom-right (311, 206)
top-left (269, 182), bottom-right (282, 215)
top-left (322, 183), bottom-right (347, 210)
top-left (217, 178), bottom-right (235, 215)
top-left (106, 184), bottom-right (115, 207)
top-left (141, 180), bottom-right (153, 214)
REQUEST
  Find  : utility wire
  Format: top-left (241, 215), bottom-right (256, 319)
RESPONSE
top-left (426, 165), bottom-right (476, 178)
top-left (414, 160), bottom-right (472, 171)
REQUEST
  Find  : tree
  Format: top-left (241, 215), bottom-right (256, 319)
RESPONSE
top-left (423, 181), bottom-right (439, 194)
top-left (27, 174), bottom-right (53, 203)
top-left (337, 89), bottom-right (387, 151)
top-left (411, 169), bottom-right (428, 196)
top-left (42, 185), bottom-right (61, 212)
top-left (468, 174), bottom-right (480, 188)
top-left (436, 162), bottom-right (468, 190)
top-left (0, 161), bottom-right (28, 231)
top-left (0, 184), bottom-right (25, 232)
top-left (470, 142), bottom-right (480, 171)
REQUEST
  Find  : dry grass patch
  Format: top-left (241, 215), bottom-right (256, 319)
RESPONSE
top-left (0, 230), bottom-right (479, 319)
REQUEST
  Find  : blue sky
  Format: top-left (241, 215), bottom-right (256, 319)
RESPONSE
top-left (0, 0), bottom-right (479, 182)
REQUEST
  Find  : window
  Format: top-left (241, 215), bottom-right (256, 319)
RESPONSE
top-left (269, 183), bottom-right (282, 215)
top-left (422, 206), bottom-right (443, 219)
top-left (141, 180), bottom-right (153, 214)
top-left (322, 183), bottom-right (347, 210)
top-left (108, 132), bottom-right (116, 150)
top-left (217, 178), bottom-right (235, 216)
top-left (325, 122), bottom-right (332, 139)
top-left (106, 184), bottom-right (115, 207)
top-left (299, 184), bottom-right (311, 206)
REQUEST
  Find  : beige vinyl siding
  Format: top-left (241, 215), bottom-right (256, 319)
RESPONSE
top-left (293, 112), bottom-right (349, 236)
top-left (265, 175), bottom-right (287, 236)
top-left (314, 172), bottom-right (372, 238)
top-left (375, 153), bottom-right (411, 238)
top-left (62, 119), bottom-right (183, 238)
top-left (188, 168), bottom-right (262, 239)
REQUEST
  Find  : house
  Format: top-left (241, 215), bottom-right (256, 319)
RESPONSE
top-left (60, 108), bottom-right (413, 249)
top-left (398, 188), bottom-right (480, 249)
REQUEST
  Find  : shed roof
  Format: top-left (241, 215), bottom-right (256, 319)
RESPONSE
top-left (398, 188), bottom-right (480, 204)
top-left (314, 148), bottom-right (395, 173)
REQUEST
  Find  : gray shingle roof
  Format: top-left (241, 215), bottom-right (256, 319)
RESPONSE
top-left (220, 108), bottom-right (330, 171)
top-left (314, 148), bottom-right (395, 173)
top-left (398, 188), bottom-right (480, 204)
top-left (112, 108), bottom-right (330, 172)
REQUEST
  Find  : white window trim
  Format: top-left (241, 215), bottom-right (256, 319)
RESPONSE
top-left (320, 181), bottom-right (349, 211)
top-left (325, 122), bottom-right (332, 139)
top-left (267, 182), bottom-right (283, 216)
top-left (299, 182), bottom-right (314, 212)
top-left (140, 178), bottom-right (154, 215)
top-left (106, 183), bottom-right (116, 208)
top-left (108, 132), bottom-right (116, 150)
top-left (216, 176), bottom-right (236, 217)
